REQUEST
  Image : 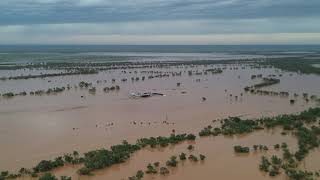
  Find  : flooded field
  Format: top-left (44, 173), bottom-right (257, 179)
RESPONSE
top-left (0, 48), bottom-right (320, 180)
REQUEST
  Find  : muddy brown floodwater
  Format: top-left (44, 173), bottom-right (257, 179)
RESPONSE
top-left (0, 64), bottom-right (320, 179)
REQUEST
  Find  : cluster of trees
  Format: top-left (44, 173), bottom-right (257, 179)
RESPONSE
top-left (166, 156), bottom-right (178, 167)
top-left (0, 133), bottom-right (196, 179)
top-left (78, 140), bottom-right (141, 175)
top-left (244, 78), bottom-right (280, 92)
top-left (259, 109), bottom-right (320, 178)
top-left (252, 78), bottom-right (280, 88)
top-left (257, 107), bottom-right (320, 129)
top-left (2, 107), bottom-right (320, 179)
top-left (257, 143), bottom-right (317, 179)
top-left (0, 69), bottom-right (98, 81)
top-left (197, 107), bottom-right (320, 179)
top-left (1, 80), bottom-right (123, 100)
top-left (259, 155), bottom-right (282, 176)
top-left (0, 154), bottom-right (78, 180)
top-left (220, 117), bottom-right (264, 135)
top-left (0, 171), bottom-right (21, 180)
top-left (0, 57), bottom-right (253, 74)
top-left (1, 87), bottom-right (66, 99)
top-left (30, 87), bottom-right (66, 96)
top-left (103, 85), bottom-right (120, 92)
top-left (188, 154), bottom-right (199, 162)
top-left (38, 173), bottom-right (71, 180)
top-left (126, 150), bottom-right (205, 180)
top-left (128, 170), bottom-right (144, 180)
top-left (218, 107), bottom-right (320, 179)
top-left (251, 74), bottom-right (263, 79)
top-left (252, 144), bottom-right (269, 151)
top-left (199, 125), bottom-right (220, 136)
top-left (245, 88), bottom-right (290, 97)
top-left (187, 145), bottom-right (194, 150)
top-left (1, 92), bottom-right (16, 98)
top-left (204, 68), bottom-right (223, 74)
top-left (199, 117), bottom-right (263, 137)
top-left (0, 171), bottom-right (71, 180)
top-left (244, 88), bottom-right (319, 105)
top-left (233, 146), bottom-right (250, 153)
top-left (159, 167), bottom-right (170, 175)
top-left (261, 57), bottom-right (320, 75)
top-left (136, 133), bottom-right (196, 148)
top-left (78, 134), bottom-right (196, 175)
top-left (78, 81), bottom-right (92, 88)
top-left (34, 158), bottom-right (64, 173)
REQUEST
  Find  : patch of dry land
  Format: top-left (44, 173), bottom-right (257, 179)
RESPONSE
top-left (1, 52), bottom-right (320, 180)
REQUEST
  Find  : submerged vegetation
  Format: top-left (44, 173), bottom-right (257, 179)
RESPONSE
top-left (197, 107), bottom-right (320, 179)
top-left (0, 69), bottom-right (97, 81)
top-left (244, 78), bottom-right (280, 93)
top-left (5, 104), bottom-right (320, 179)
top-left (199, 116), bottom-right (263, 137)
top-left (127, 151), bottom-right (206, 180)
top-left (217, 107), bottom-right (320, 180)
top-left (252, 78), bottom-right (280, 89)
top-left (261, 58), bottom-right (320, 75)
top-left (0, 133), bottom-right (197, 179)
top-left (233, 146), bottom-right (250, 153)
top-left (1, 54), bottom-right (320, 180)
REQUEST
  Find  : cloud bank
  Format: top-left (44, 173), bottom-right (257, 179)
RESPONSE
top-left (0, 0), bottom-right (319, 44)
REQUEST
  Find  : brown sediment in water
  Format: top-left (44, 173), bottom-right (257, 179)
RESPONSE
top-left (0, 64), bottom-right (319, 179)
top-left (49, 129), bottom-right (297, 180)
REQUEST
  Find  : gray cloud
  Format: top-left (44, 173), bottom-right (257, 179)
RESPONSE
top-left (2, 33), bottom-right (320, 45)
top-left (1, 18), bottom-right (320, 36)
top-left (0, 0), bottom-right (319, 44)
top-left (0, 0), bottom-right (320, 25)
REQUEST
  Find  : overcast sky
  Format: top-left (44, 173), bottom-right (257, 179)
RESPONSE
top-left (0, 0), bottom-right (320, 44)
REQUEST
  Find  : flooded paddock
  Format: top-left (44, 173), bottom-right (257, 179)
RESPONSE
top-left (0, 51), bottom-right (320, 180)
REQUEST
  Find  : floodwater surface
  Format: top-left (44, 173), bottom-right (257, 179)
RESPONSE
top-left (0, 62), bottom-right (319, 179)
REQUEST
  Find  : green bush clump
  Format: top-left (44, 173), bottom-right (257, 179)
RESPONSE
top-left (179, 153), bottom-right (187, 160)
top-left (136, 134), bottom-right (196, 148)
top-left (221, 117), bottom-right (262, 135)
top-left (259, 156), bottom-right (271, 172)
top-left (187, 145), bottom-right (194, 150)
top-left (33, 157), bottom-right (64, 173)
top-left (186, 134), bottom-right (196, 140)
top-left (159, 167), bottom-right (169, 175)
top-left (153, 162), bottom-right (160, 167)
top-left (233, 146), bottom-right (250, 153)
top-left (77, 167), bottom-right (91, 175)
top-left (0, 171), bottom-right (8, 177)
top-left (145, 164), bottom-right (157, 174)
top-left (199, 127), bottom-right (212, 137)
top-left (252, 144), bottom-right (268, 151)
top-left (188, 155), bottom-right (198, 162)
top-left (4, 133), bottom-right (196, 178)
top-left (285, 169), bottom-right (314, 180)
top-left (166, 156), bottom-right (178, 167)
top-left (82, 142), bottom-right (139, 173)
top-left (39, 173), bottom-right (58, 180)
top-left (200, 154), bottom-right (206, 161)
top-left (261, 58), bottom-right (320, 75)
top-left (271, 155), bottom-right (282, 165)
top-left (2, 92), bottom-right (14, 98)
top-left (269, 166), bottom-right (280, 177)
top-left (128, 170), bottom-right (144, 180)
top-left (60, 176), bottom-right (71, 180)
